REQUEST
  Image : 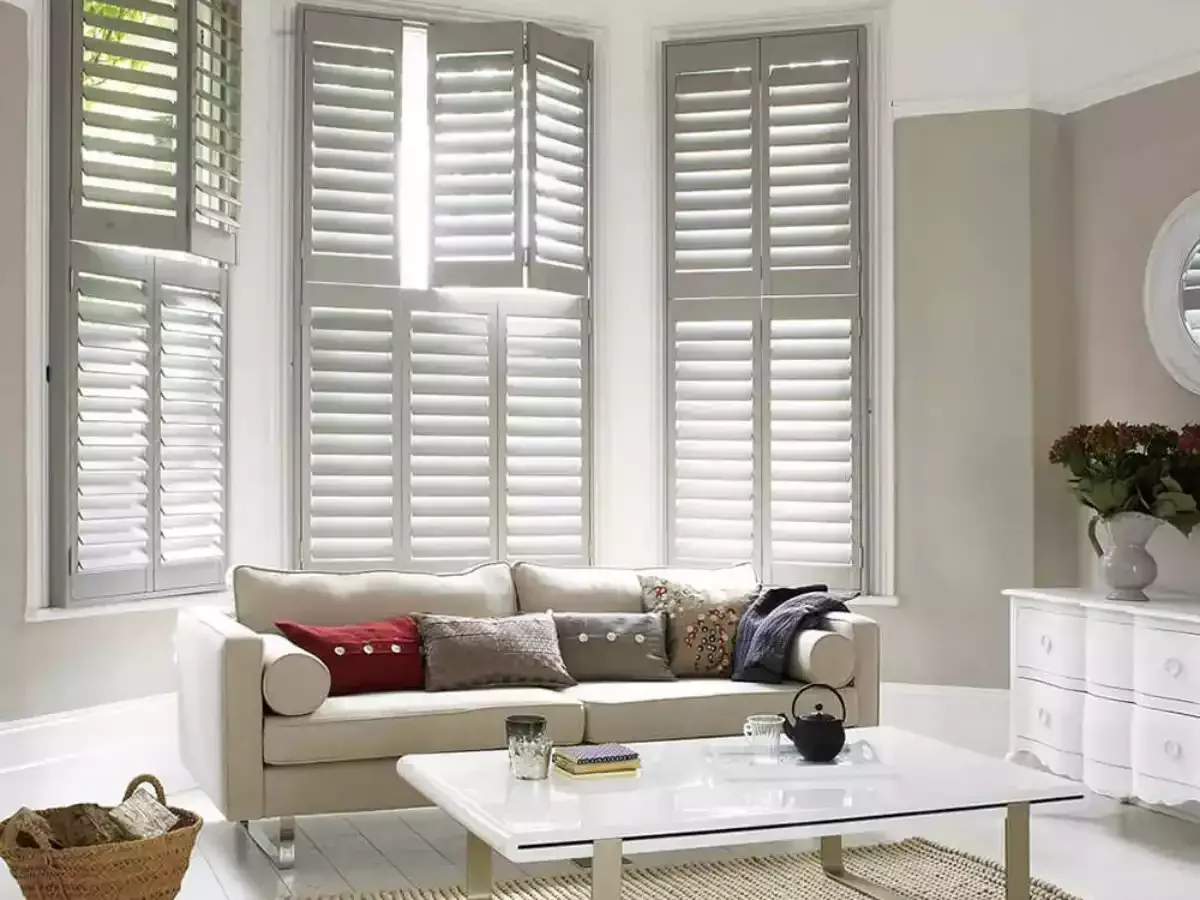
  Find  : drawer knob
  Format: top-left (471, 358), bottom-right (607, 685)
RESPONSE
top-left (1037, 707), bottom-right (1051, 727)
top-left (1164, 740), bottom-right (1183, 760)
top-left (1165, 658), bottom-right (1185, 679)
top-left (1040, 634), bottom-right (1053, 653)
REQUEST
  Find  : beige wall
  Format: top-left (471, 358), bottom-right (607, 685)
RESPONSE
top-left (0, 5), bottom-right (180, 721)
top-left (877, 111), bottom-right (1077, 688)
top-left (1069, 72), bottom-right (1200, 592)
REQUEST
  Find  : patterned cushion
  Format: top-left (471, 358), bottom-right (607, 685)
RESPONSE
top-left (638, 575), bottom-right (752, 677)
top-left (553, 612), bottom-right (675, 681)
top-left (417, 612), bottom-right (576, 691)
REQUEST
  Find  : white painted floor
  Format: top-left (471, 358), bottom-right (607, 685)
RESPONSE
top-left (0, 686), bottom-right (1197, 899)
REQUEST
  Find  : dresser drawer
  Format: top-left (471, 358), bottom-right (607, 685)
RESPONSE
top-left (1134, 626), bottom-right (1200, 705)
top-left (1133, 707), bottom-right (1200, 789)
top-left (1015, 607), bottom-right (1084, 680)
top-left (1082, 693), bottom-right (1133, 768)
top-left (1085, 618), bottom-right (1133, 690)
top-left (1013, 678), bottom-right (1084, 754)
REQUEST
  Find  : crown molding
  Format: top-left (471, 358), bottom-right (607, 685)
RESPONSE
top-left (1039, 49), bottom-right (1200, 115)
top-left (891, 93), bottom-right (1037, 120)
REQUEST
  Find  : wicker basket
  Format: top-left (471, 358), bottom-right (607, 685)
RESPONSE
top-left (0, 775), bottom-right (201, 900)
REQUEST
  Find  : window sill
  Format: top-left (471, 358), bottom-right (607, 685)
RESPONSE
top-left (25, 590), bottom-right (234, 623)
top-left (849, 594), bottom-right (899, 608)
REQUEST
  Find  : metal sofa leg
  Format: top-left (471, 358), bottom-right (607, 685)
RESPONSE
top-left (242, 817), bottom-right (296, 870)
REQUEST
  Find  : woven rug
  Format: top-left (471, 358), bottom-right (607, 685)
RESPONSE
top-left (303, 837), bottom-right (1080, 900)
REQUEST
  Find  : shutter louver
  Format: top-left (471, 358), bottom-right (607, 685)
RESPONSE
top-left (302, 291), bottom-right (399, 569)
top-left (669, 308), bottom-right (758, 567)
top-left (1183, 246), bottom-right (1200, 341)
top-left (301, 11), bottom-right (403, 286)
top-left (406, 303), bottom-right (496, 570)
top-left (765, 311), bottom-right (859, 589)
top-left (191, 0), bottom-right (241, 259)
top-left (155, 259), bottom-right (226, 590)
top-left (428, 23), bottom-right (524, 288)
top-left (501, 300), bottom-right (588, 562)
top-left (762, 32), bottom-right (859, 298)
top-left (666, 41), bottom-right (761, 300)
top-left (71, 247), bottom-right (155, 600)
top-left (526, 26), bottom-right (591, 296)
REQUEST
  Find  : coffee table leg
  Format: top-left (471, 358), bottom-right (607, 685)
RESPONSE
top-left (820, 836), bottom-right (845, 875)
top-left (1005, 802), bottom-right (1031, 900)
top-left (821, 834), bottom-right (909, 900)
top-left (591, 839), bottom-right (623, 900)
top-left (466, 832), bottom-right (493, 900)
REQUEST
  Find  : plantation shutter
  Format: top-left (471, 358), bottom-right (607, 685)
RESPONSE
top-left (1184, 246), bottom-right (1200, 340)
top-left (300, 285), bottom-right (402, 570)
top-left (428, 23), bottom-right (525, 289)
top-left (764, 302), bottom-right (860, 588)
top-left (761, 31), bottom-right (859, 298)
top-left (67, 244), bottom-right (226, 603)
top-left (667, 302), bottom-right (759, 568)
top-left (500, 296), bottom-right (589, 563)
top-left (526, 26), bottom-right (591, 296)
top-left (665, 30), bottom-right (864, 590)
top-left (404, 298), bottom-right (497, 571)
top-left (64, 0), bottom-right (241, 263)
top-left (666, 40), bottom-right (761, 301)
top-left (300, 10), bottom-right (404, 286)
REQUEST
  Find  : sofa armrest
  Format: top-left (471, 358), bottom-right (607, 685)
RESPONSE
top-left (824, 612), bottom-right (880, 726)
top-left (175, 607), bottom-right (265, 821)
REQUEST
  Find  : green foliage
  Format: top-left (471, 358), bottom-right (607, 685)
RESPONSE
top-left (1050, 422), bottom-right (1200, 537)
top-left (82, 1), bottom-right (152, 84)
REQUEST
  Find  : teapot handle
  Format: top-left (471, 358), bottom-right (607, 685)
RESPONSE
top-left (791, 683), bottom-right (847, 723)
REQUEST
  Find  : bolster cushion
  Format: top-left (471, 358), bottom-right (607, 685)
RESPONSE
top-left (786, 629), bottom-right (855, 688)
top-left (261, 634), bottom-right (331, 716)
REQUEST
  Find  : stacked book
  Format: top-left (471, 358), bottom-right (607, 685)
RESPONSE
top-left (553, 744), bottom-right (641, 777)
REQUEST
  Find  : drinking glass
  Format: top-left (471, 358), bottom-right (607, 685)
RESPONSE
top-left (506, 715), bottom-right (552, 780)
top-left (743, 714), bottom-right (785, 762)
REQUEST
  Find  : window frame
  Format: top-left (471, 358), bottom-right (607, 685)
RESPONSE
top-left (662, 24), bottom-right (880, 593)
top-left (290, 6), bottom-right (596, 573)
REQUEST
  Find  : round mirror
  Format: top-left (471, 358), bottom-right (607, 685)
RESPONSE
top-left (1144, 191), bottom-right (1200, 394)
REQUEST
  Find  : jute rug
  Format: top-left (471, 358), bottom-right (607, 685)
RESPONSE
top-left (303, 838), bottom-right (1080, 900)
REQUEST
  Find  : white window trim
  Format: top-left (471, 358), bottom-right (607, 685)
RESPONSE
top-left (651, 2), bottom-right (896, 599)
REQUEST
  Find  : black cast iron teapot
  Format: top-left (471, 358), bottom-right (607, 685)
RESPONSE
top-left (782, 683), bottom-right (848, 763)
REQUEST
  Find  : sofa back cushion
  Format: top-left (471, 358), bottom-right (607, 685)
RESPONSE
top-left (513, 562), bottom-right (758, 614)
top-left (234, 563), bottom-right (517, 634)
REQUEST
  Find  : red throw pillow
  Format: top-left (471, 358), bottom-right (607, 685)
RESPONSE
top-left (276, 618), bottom-right (422, 696)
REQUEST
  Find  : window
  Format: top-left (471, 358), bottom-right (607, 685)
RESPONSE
top-left (664, 30), bottom-right (866, 590)
top-left (295, 10), bottom-right (594, 572)
top-left (48, 0), bottom-right (241, 605)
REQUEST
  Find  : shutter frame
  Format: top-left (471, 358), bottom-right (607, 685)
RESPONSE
top-left (428, 21), bottom-right (526, 289)
top-left (65, 0), bottom-right (241, 264)
top-left (526, 25), bottom-right (592, 297)
top-left (300, 9), bottom-right (404, 286)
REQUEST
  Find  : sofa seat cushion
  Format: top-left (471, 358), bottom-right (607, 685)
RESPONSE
top-left (264, 687), bottom-right (584, 765)
top-left (564, 680), bottom-right (859, 744)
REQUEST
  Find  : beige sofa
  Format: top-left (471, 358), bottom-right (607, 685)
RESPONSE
top-left (175, 561), bottom-right (879, 866)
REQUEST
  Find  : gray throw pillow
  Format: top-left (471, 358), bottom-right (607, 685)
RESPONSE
top-left (417, 612), bottom-right (576, 691)
top-left (553, 612), bottom-right (675, 681)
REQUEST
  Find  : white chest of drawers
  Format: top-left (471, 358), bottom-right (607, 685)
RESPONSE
top-left (1006, 588), bottom-right (1200, 810)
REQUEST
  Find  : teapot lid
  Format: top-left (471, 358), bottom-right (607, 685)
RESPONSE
top-left (800, 702), bottom-right (839, 723)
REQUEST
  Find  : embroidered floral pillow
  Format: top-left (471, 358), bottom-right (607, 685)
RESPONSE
top-left (637, 575), bottom-right (750, 677)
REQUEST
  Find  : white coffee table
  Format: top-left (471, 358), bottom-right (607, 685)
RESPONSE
top-left (397, 726), bottom-right (1082, 900)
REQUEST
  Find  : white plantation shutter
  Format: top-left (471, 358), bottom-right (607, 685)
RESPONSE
top-left (762, 32), bottom-right (859, 298)
top-left (64, 244), bottom-right (226, 603)
top-left (1184, 246), bottom-right (1200, 341)
top-left (668, 303), bottom-right (759, 567)
top-left (665, 30), bottom-right (865, 590)
top-left (428, 23), bottom-right (525, 289)
top-left (526, 26), bottom-right (591, 296)
top-left (61, 0), bottom-right (241, 262)
top-left (301, 11), bottom-right (403, 286)
top-left (404, 300), bottom-right (497, 570)
top-left (501, 297), bottom-right (589, 562)
top-left (300, 287), bottom-right (401, 569)
top-left (765, 304), bottom-right (860, 588)
top-left (666, 40), bottom-right (761, 300)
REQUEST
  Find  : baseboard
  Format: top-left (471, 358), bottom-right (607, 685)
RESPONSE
top-left (0, 693), bottom-right (192, 813)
